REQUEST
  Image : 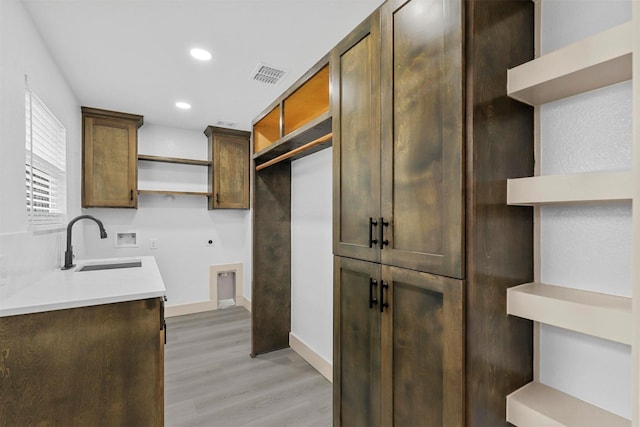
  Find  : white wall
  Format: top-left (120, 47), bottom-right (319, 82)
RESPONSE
top-left (0, 0), bottom-right (252, 306)
top-left (539, 0), bottom-right (632, 418)
top-left (0, 0), bottom-right (83, 292)
top-left (79, 124), bottom-right (252, 307)
top-left (291, 148), bottom-right (333, 364)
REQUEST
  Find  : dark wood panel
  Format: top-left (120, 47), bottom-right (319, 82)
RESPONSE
top-left (380, 0), bottom-right (464, 278)
top-left (332, 12), bottom-right (382, 264)
top-left (333, 256), bottom-right (381, 427)
top-left (251, 161), bottom-right (291, 356)
top-left (381, 266), bottom-right (464, 427)
top-left (464, 0), bottom-right (535, 425)
top-left (0, 299), bottom-right (163, 426)
top-left (395, 285), bottom-right (445, 426)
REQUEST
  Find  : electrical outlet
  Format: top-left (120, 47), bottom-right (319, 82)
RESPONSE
top-left (205, 239), bottom-right (215, 247)
top-left (149, 238), bottom-right (159, 250)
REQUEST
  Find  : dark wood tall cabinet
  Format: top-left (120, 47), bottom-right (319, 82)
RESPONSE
top-left (333, 0), bottom-right (463, 279)
top-left (333, 0), bottom-right (535, 425)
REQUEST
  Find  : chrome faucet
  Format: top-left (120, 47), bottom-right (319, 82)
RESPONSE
top-left (62, 215), bottom-right (108, 270)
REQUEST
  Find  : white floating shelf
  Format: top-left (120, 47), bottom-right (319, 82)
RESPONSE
top-left (507, 382), bottom-right (631, 427)
top-left (508, 22), bottom-right (632, 106)
top-left (507, 282), bottom-right (632, 345)
top-left (507, 171), bottom-right (632, 206)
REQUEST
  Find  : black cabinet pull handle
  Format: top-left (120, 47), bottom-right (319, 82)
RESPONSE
top-left (368, 217), bottom-right (378, 248)
top-left (130, 189), bottom-right (134, 201)
top-left (369, 278), bottom-right (378, 308)
top-left (216, 193), bottom-right (220, 204)
top-left (380, 281), bottom-right (389, 313)
top-left (380, 218), bottom-right (389, 249)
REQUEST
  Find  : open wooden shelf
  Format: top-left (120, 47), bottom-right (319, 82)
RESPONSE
top-left (253, 105), bottom-right (280, 154)
top-left (507, 381), bottom-right (630, 427)
top-left (507, 282), bottom-right (632, 345)
top-left (507, 171), bottom-right (632, 205)
top-left (507, 22), bottom-right (632, 106)
top-left (138, 190), bottom-right (211, 197)
top-left (254, 113), bottom-right (332, 166)
top-left (283, 65), bottom-right (329, 135)
top-left (252, 57), bottom-right (331, 169)
top-left (138, 154), bottom-right (211, 166)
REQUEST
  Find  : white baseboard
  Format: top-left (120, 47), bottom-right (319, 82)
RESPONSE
top-left (165, 296), bottom-right (251, 318)
top-left (289, 332), bottom-right (332, 383)
top-left (165, 300), bottom-right (217, 317)
top-left (240, 296), bottom-right (251, 312)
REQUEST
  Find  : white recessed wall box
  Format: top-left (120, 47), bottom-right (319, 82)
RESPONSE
top-left (114, 232), bottom-right (138, 248)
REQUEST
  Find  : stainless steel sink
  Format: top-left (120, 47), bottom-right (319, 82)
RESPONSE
top-left (77, 260), bottom-right (142, 272)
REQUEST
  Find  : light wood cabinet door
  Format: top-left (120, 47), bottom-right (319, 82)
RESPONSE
top-left (206, 126), bottom-right (250, 210)
top-left (332, 12), bottom-right (382, 264)
top-left (82, 107), bottom-right (142, 208)
top-left (334, 256), bottom-right (381, 427)
top-left (380, 265), bottom-right (464, 427)
top-left (380, 0), bottom-right (464, 279)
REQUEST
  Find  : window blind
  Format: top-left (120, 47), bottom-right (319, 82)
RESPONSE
top-left (25, 90), bottom-right (67, 228)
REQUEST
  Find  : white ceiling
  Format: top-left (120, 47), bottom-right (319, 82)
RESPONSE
top-left (22, 0), bottom-right (384, 132)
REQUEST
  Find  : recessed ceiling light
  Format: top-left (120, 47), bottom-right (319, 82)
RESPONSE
top-left (190, 48), bottom-right (212, 61)
top-left (175, 101), bottom-right (191, 110)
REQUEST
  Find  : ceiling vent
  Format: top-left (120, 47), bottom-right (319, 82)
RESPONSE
top-left (251, 63), bottom-right (287, 85)
top-left (216, 120), bottom-right (238, 127)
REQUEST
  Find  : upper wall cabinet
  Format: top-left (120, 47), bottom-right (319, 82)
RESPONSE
top-left (252, 61), bottom-right (332, 170)
top-left (205, 126), bottom-right (250, 209)
top-left (332, 0), bottom-right (464, 279)
top-left (81, 107), bottom-right (143, 208)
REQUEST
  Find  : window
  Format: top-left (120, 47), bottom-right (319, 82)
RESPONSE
top-left (25, 90), bottom-right (67, 228)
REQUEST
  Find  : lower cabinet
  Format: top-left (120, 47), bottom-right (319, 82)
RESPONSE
top-left (334, 256), bottom-right (464, 427)
top-left (0, 298), bottom-right (164, 426)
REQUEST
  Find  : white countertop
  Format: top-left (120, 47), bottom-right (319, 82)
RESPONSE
top-left (0, 256), bottom-right (166, 317)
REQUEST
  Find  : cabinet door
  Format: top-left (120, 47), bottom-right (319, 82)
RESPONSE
top-left (381, 265), bottom-right (464, 427)
top-left (380, 0), bottom-right (464, 278)
top-left (334, 256), bottom-right (381, 427)
top-left (82, 115), bottom-right (138, 208)
top-left (0, 298), bottom-right (164, 426)
top-left (332, 12), bottom-right (382, 264)
top-left (210, 132), bottom-right (250, 209)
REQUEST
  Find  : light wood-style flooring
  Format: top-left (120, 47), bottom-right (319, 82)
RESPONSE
top-left (165, 306), bottom-right (332, 426)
